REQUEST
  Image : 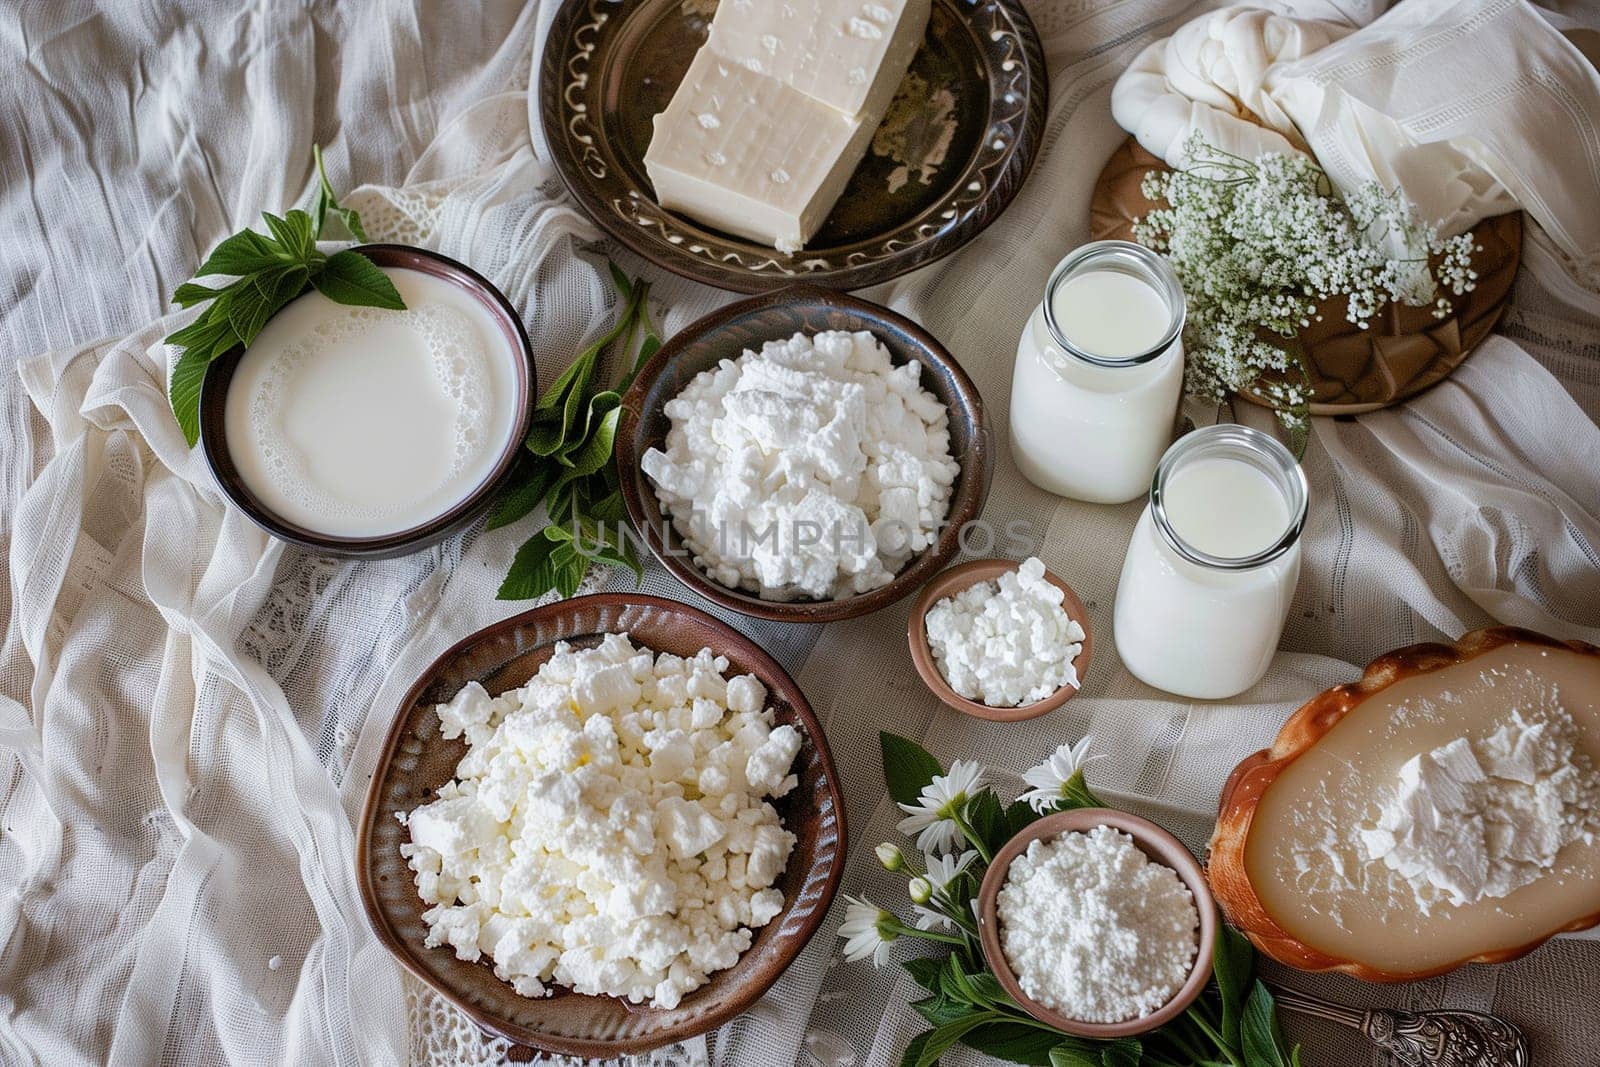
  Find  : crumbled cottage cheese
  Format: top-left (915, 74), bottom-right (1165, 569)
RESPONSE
top-left (641, 330), bottom-right (959, 601)
top-left (924, 557), bottom-right (1084, 707)
top-left (401, 634), bottom-right (802, 1009)
top-left (1358, 704), bottom-right (1600, 912)
top-left (997, 826), bottom-right (1199, 1023)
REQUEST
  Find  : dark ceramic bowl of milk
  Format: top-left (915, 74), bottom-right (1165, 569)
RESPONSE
top-left (199, 244), bottom-right (535, 558)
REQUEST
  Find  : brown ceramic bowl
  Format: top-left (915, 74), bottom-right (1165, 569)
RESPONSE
top-left (199, 243), bottom-right (535, 559)
top-left (976, 808), bottom-right (1217, 1038)
top-left (356, 594), bottom-right (846, 1058)
top-left (907, 558), bottom-right (1091, 721)
top-left (615, 285), bottom-right (992, 623)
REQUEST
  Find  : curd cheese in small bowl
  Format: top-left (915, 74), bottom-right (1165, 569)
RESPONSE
top-left (976, 808), bottom-right (1217, 1038)
top-left (907, 557), bottom-right (1092, 721)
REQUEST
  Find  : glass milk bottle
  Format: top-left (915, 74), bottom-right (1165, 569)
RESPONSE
top-left (1010, 241), bottom-right (1185, 504)
top-left (1113, 425), bottom-right (1309, 700)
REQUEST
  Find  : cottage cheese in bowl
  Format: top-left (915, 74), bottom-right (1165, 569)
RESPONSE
top-left (924, 557), bottom-right (1085, 707)
top-left (400, 633), bottom-right (802, 1010)
top-left (640, 329), bottom-right (959, 601)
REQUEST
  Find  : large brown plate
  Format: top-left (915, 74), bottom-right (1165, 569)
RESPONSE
top-left (357, 594), bottom-right (847, 1057)
top-left (1091, 138), bottom-right (1523, 414)
top-left (537, 0), bottom-right (1047, 293)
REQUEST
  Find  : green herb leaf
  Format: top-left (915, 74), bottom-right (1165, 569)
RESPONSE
top-left (903, 957), bottom-right (945, 992)
top-left (312, 250), bottom-right (405, 309)
top-left (195, 229), bottom-right (280, 277)
top-left (1049, 1043), bottom-right (1103, 1067)
top-left (173, 282), bottom-right (226, 307)
top-left (168, 347), bottom-right (215, 447)
top-left (262, 210), bottom-right (316, 262)
top-left (1099, 1038), bottom-right (1143, 1067)
top-left (901, 1013), bottom-right (999, 1067)
top-left (963, 791), bottom-right (1010, 859)
top-left (880, 732), bottom-right (944, 807)
top-left (958, 1022), bottom-right (1060, 1065)
top-left (911, 994), bottom-right (974, 1028)
top-left (487, 463), bottom-right (556, 531)
top-left (312, 145), bottom-right (370, 241)
top-left (1241, 981), bottom-right (1292, 1067)
top-left (1214, 925), bottom-right (1256, 1049)
top-left (1005, 798), bottom-right (1040, 837)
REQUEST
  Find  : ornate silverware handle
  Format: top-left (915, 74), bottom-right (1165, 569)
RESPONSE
top-left (1271, 986), bottom-right (1530, 1067)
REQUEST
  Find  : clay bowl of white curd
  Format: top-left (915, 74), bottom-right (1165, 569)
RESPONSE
top-left (907, 557), bottom-right (1092, 722)
top-left (357, 593), bottom-right (846, 1058)
top-left (976, 808), bottom-right (1217, 1039)
top-left (615, 284), bottom-right (991, 624)
top-left (198, 244), bottom-right (535, 558)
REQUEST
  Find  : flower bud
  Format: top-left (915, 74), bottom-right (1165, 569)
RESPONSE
top-left (908, 876), bottom-right (933, 906)
top-left (875, 842), bottom-right (905, 872)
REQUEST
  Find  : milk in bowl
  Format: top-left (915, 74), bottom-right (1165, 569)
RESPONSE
top-left (220, 262), bottom-right (522, 541)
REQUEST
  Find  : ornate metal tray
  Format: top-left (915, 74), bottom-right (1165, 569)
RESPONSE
top-left (537, 0), bottom-right (1047, 293)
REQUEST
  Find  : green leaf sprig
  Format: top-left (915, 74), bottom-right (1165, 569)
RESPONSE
top-left (874, 732), bottom-right (1304, 1067)
top-left (491, 263), bottom-right (660, 601)
top-left (165, 146), bottom-right (404, 446)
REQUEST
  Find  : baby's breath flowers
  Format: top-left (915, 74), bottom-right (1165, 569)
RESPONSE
top-left (1134, 133), bottom-right (1478, 437)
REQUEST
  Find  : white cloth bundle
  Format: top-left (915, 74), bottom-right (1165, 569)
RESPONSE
top-left (1113, 0), bottom-right (1600, 284)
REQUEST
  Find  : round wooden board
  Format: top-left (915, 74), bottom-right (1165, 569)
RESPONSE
top-left (538, 0), bottom-right (1048, 293)
top-left (1090, 138), bottom-right (1523, 414)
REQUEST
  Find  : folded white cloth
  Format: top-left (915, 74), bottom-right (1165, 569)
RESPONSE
top-left (1113, 0), bottom-right (1600, 284)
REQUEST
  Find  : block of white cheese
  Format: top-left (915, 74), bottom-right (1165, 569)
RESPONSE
top-left (643, 0), bottom-right (931, 253)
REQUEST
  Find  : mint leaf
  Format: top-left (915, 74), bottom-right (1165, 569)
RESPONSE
top-left (1241, 981), bottom-right (1291, 1067)
top-left (168, 347), bottom-right (214, 447)
top-left (1215, 925), bottom-right (1256, 1049)
top-left (1099, 1038), bottom-right (1143, 1067)
top-left (195, 229), bottom-right (280, 277)
top-left (881, 732), bottom-right (943, 807)
top-left (901, 1014), bottom-right (998, 1067)
top-left (312, 145), bottom-right (369, 241)
top-left (963, 791), bottom-right (1010, 859)
top-left (312, 250), bottom-right (405, 309)
top-left (1048, 1043), bottom-right (1102, 1067)
top-left (497, 529), bottom-right (566, 601)
top-left (910, 994), bottom-right (973, 1028)
top-left (487, 464), bottom-right (555, 531)
top-left (173, 282), bottom-right (226, 308)
top-left (959, 1022), bottom-right (1060, 1065)
top-left (262, 210), bottom-right (315, 261)
top-left (903, 957), bottom-right (945, 992)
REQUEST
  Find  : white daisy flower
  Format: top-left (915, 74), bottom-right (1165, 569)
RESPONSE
top-left (1019, 735), bottom-right (1103, 813)
top-left (837, 895), bottom-right (896, 967)
top-left (895, 760), bottom-right (985, 854)
top-left (913, 850), bottom-right (976, 931)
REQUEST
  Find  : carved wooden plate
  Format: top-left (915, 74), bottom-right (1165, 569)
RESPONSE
top-left (1208, 627), bottom-right (1600, 982)
top-left (537, 0), bottom-right (1047, 293)
top-left (357, 594), bottom-right (846, 1057)
top-left (1090, 138), bottom-right (1523, 414)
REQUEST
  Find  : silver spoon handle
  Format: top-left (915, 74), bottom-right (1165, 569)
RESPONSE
top-left (1270, 985), bottom-right (1530, 1067)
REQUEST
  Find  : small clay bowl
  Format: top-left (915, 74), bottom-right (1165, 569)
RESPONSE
top-left (976, 808), bottom-right (1218, 1039)
top-left (907, 558), bottom-right (1091, 721)
top-left (616, 285), bottom-right (992, 623)
top-left (199, 243), bottom-right (536, 559)
top-left (357, 593), bottom-right (846, 1057)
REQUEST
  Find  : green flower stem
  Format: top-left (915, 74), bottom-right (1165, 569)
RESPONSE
top-left (1185, 1007), bottom-right (1243, 1067)
top-left (948, 810), bottom-right (992, 864)
top-left (881, 919), bottom-right (966, 948)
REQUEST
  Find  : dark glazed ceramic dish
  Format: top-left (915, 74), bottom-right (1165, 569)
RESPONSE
top-left (977, 808), bottom-right (1218, 1038)
top-left (907, 558), bottom-right (1092, 722)
top-left (614, 285), bottom-right (992, 623)
top-left (357, 594), bottom-right (847, 1057)
top-left (198, 243), bottom-right (535, 559)
top-left (537, 0), bottom-right (1048, 292)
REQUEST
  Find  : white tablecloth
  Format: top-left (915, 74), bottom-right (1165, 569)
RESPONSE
top-left (2, 2), bottom-right (1598, 1065)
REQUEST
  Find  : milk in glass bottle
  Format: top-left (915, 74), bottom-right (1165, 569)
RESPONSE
top-left (1010, 241), bottom-right (1185, 504)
